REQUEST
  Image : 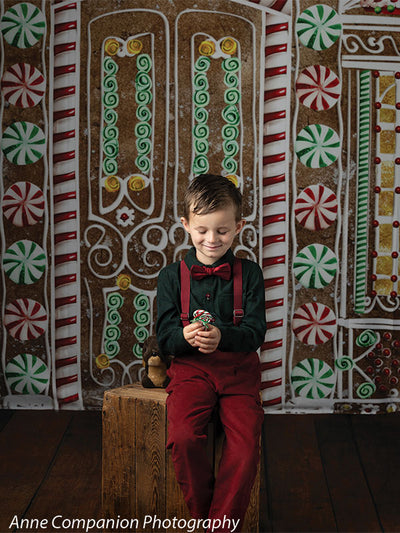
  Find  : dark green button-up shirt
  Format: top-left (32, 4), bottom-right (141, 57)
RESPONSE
top-left (156, 247), bottom-right (267, 356)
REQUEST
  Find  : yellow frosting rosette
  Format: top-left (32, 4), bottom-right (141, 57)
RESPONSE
top-left (226, 174), bottom-right (239, 187)
top-left (117, 273), bottom-right (131, 290)
top-left (128, 175), bottom-right (146, 191)
top-left (127, 39), bottom-right (143, 55)
top-left (104, 175), bottom-right (120, 192)
top-left (199, 40), bottom-right (215, 57)
top-left (96, 354), bottom-right (110, 369)
top-left (104, 38), bottom-right (120, 56)
top-left (221, 37), bottom-right (237, 55)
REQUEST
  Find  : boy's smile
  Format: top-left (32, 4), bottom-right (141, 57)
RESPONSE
top-left (181, 204), bottom-right (245, 265)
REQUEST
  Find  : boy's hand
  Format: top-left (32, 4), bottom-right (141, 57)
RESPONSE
top-left (194, 325), bottom-right (221, 354)
top-left (183, 322), bottom-right (204, 347)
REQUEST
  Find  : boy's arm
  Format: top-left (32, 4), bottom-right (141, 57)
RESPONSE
top-left (217, 261), bottom-right (267, 353)
top-left (156, 266), bottom-right (196, 356)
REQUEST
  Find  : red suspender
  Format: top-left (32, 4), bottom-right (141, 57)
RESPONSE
top-left (180, 258), bottom-right (243, 327)
top-left (180, 260), bottom-right (191, 327)
top-left (232, 258), bottom-right (243, 326)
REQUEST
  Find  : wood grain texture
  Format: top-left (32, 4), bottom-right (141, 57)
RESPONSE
top-left (102, 384), bottom-right (260, 532)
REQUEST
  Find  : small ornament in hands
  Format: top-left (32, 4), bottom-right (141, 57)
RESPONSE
top-left (191, 309), bottom-right (215, 330)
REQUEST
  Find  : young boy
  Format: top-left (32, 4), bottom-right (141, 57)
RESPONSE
top-left (156, 174), bottom-right (266, 533)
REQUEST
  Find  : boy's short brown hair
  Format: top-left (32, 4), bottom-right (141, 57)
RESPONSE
top-left (183, 174), bottom-right (242, 222)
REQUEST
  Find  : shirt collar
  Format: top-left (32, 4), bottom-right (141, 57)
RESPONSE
top-left (184, 247), bottom-right (234, 269)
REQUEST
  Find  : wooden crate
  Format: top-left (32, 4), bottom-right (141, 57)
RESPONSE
top-left (102, 383), bottom-right (260, 533)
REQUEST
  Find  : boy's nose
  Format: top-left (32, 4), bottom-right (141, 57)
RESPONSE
top-left (207, 231), bottom-right (218, 242)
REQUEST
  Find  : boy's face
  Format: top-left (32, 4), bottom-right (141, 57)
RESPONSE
top-left (181, 204), bottom-right (245, 265)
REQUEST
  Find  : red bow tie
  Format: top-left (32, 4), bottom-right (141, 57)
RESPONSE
top-left (190, 263), bottom-right (231, 281)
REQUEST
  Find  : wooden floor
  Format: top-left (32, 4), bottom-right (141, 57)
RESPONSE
top-left (0, 410), bottom-right (399, 533)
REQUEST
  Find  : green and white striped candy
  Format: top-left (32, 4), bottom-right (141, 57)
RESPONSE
top-left (0, 3), bottom-right (46, 48)
top-left (291, 358), bottom-right (336, 399)
top-left (295, 124), bottom-right (340, 168)
top-left (293, 243), bottom-right (338, 289)
top-left (5, 353), bottom-right (49, 394)
top-left (1, 121), bottom-right (46, 165)
top-left (296, 4), bottom-right (341, 51)
top-left (3, 240), bottom-right (46, 284)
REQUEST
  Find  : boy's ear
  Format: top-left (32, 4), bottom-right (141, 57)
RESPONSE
top-left (236, 219), bottom-right (246, 234)
top-left (180, 216), bottom-right (190, 233)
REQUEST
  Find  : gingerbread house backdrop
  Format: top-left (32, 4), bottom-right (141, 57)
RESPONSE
top-left (1, 0), bottom-right (400, 413)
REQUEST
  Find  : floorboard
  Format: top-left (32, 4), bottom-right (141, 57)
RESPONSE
top-left (0, 411), bottom-right (72, 533)
top-left (23, 411), bottom-right (102, 525)
top-left (1, 410), bottom-right (399, 533)
top-left (263, 415), bottom-right (336, 532)
top-left (315, 415), bottom-right (382, 533)
top-left (352, 416), bottom-right (400, 533)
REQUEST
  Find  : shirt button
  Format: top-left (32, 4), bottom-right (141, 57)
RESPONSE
top-left (205, 293), bottom-right (211, 301)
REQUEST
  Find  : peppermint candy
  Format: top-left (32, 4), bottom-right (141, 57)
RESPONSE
top-left (295, 124), bottom-right (340, 168)
top-left (296, 65), bottom-right (341, 111)
top-left (291, 358), bottom-right (336, 399)
top-left (1, 63), bottom-right (45, 107)
top-left (1, 121), bottom-right (46, 165)
top-left (4, 298), bottom-right (48, 341)
top-left (2, 182), bottom-right (45, 226)
top-left (191, 309), bottom-right (215, 329)
top-left (295, 184), bottom-right (337, 231)
top-left (5, 353), bottom-right (50, 394)
top-left (296, 4), bottom-right (342, 51)
top-left (292, 302), bottom-right (337, 345)
top-left (293, 244), bottom-right (338, 289)
top-left (0, 3), bottom-right (46, 48)
top-left (3, 240), bottom-right (46, 284)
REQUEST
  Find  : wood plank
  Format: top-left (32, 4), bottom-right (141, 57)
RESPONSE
top-left (259, 424), bottom-right (272, 533)
top-left (0, 411), bottom-right (71, 533)
top-left (352, 415), bottom-right (400, 532)
top-left (23, 412), bottom-right (102, 524)
top-left (263, 415), bottom-right (336, 532)
top-left (135, 396), bottom-right (167, 533)
top-left (0, 409), bottom-right (13, 431)
top-left (315, 415), bottom-right (382, 532)
top-left (102, 389), bottom-right (137, 526)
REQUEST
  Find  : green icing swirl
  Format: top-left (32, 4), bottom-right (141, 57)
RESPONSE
top-left (222, 105), bottom-right (240, 125)
top-left (221, 57), bottom-right (241, 175)
top-left (335, 357), bottom-right (354, 371)
top-left (102, 55), bottom-right (119, 178)
top-left (103, 138), bottom-right (119, 158)
top-left (105, 340), bottom-right (120, 358)
top-left (222, 156), bottom-right (238, 173)
top-left (194, 139), bottom-right (209, 155)
top-left (193, 72), bottom-right (209, 92)
top-left (193, 90), bottom-right (210, 107)
top-left (194, 56), bottom-right (211, 72)
top-left (107, 309), bottom-right (122, 326)
top-left (223, 139), bottom-right (239, 158)
top-left (193, 154), bottom-right (209, 174)
top-left (107, 292), bottom-right (124, 309)
top-left (104, 56), bottom-right (119, 75)
top-left (103, 158), bottom-right (118, 175)
top-left (222, 57), bottom-right (240, 73)
top-left (224, 72), bottom-right (239, 88)
top-left (104, 109), bottom-right (118, 125)
top-left (356, 329), bottom-right (378, 348)
top-left (136, 105), bottom-right (152, 122)
top-left (194, 107), bottom-right (208, 123)
top-left (134, 54), bottom-right (153, 176)
top-left (136, 53), bottom-right (152, 73)
top-left (356, 382), bottom-right (376, 399)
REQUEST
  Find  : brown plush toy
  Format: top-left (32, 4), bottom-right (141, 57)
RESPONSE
top-left (141, 336), bottom-right (172, 388)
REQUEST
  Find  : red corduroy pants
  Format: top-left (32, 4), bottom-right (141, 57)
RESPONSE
top-left (166, 350), bottom-right (264, 533)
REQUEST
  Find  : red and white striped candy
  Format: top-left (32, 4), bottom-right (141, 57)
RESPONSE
top-left (1, 63), bottom-right (45, 108)
top-left (294, 184), bottom-right (338, 231)
top-left (4, 298), bottom-right (48, 341)
top-left (292, 302), bottom-right (337, 345)
top-left (296, 65), bottom-right (341, 111)
top-left (2, 182), bottom-right (45, 226)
